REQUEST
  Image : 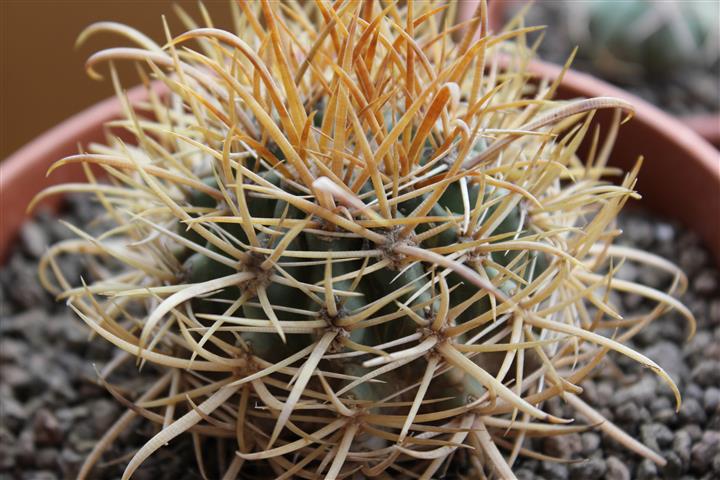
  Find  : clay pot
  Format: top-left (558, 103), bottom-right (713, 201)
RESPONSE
top-left (523, 60), bottom-right (720, 262)
top-left (457, 1), bottom-right (720, 262)
top-left (0, 84), bottom-right (162, 262)
top-left (683, 114), bottom-right (720, 149)
top-left (1, 39), bottom-right (718, 263)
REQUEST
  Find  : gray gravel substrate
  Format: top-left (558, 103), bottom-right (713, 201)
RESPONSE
top-left (0, 197), bottom-right (718, 479)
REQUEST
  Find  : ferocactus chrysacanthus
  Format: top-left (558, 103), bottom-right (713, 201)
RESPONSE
top-left (35, 1), bottom-right (695, 478)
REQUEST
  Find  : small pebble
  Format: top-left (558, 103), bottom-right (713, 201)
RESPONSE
top-left (679, 397), bottom-right (707, 425)
top-left (33, 409), bottom-right (62, 447)
top-left (712, 452), bottom-right (720, 473)
top-left (610, 376), bottom-right (656, 408)
top-left (673, 429), bottom-right (693, 464)
top-left (650, 396), bottom-right (672, 414)
top-left (568, 458), bottom-right (606, 480)
top-left (595, 382), bottom-right (614, 408)
top-left (683, 424), bottom-right (704, 442)
top-left (542, 434), bottom-right (582, 459)
top-left (655, 222), bottom-right (675, 243)
top-left (704, 387), bottom-right (720, 412)
top-left (540, 461), bottom-right (568, 480)
top-left (625, 220), bottom-right (653, 248)
top-left (581, 432), bottom-right (601, 456)
top-left (19, 221), bottom-right (49, 259)
top-left (615, 402), bottom-right (641, 424)
top-left (692, 431), bottom-right (720, 471)
top-left (694, 270), bottom-right (718, 295)
top-left (636, 458), bottom-right (658, 480)
top-left (692, 360), bottom-right (720, 388)
top-left (90, 399), bottom-right (119, 433)
top-left (605, 456), bottom-right (630, 480)
top-left (644, 341), bottom-right (686, 382)
top-left (679, 247), bottom-right (707, 275)
top-left (641, 422), bottom-right (674, 452)
top-left (664, 451), bottom-right (685, 476)
top-left (686, 383), bottom-right (706, 402)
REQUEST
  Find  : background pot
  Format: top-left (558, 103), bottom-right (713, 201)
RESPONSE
top-left (485, 0), bottom-right (720, 149)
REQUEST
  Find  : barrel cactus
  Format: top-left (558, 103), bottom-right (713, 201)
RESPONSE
top-left (35, 1), bottom-right (695, 478)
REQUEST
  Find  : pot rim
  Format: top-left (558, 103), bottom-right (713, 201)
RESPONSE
top-left (0, 83), bottom-right (158, 262)
top-left (525, 60), bottom-right (719, 181)
top-left (523, 59), bottom-right (720, 261)
top-left (680, 113), bottom-right (720, 148)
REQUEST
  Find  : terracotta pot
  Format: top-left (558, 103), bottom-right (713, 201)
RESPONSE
top-left (0, 83), bottom-right (163, 262)
top-left (522, 61), bottom-right (720, 262)
top-left (458, 1), bottom-right (720, 262)
top-left (683, 114), bottom-right (720, 149)
top-left (1, 52), bottom-right (718, 264)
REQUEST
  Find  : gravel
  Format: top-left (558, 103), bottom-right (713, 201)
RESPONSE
top-left (605, 456), bottom-right (631, 480)
top-left (1, 201), bottom-right (719, 479)
top-left (508, 211), bottom-right (720, 480)
top-left (568, 457), bottom-right (606, 480)
top-left (1, 197), bottom-right (199, 480)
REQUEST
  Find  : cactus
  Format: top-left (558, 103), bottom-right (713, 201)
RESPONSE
top-left (35, 1), bottom-right (695, 478)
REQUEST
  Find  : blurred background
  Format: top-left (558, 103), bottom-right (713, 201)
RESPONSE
top-left (499, 0), bottom-right (719, 115)
top-left (1, 0), bottom-right (718, 160)
top-left (1, 1), bottom-right (232, 160)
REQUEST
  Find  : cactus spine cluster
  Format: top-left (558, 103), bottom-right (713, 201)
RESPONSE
top-left (36, 1), bottom-right (694, 478)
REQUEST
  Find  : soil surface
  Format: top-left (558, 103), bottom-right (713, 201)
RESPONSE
top-left (512, 211), bottom-right (720, 480)
top-left (0, 197), bottom-right (198, 480)
top-left (1, 197), bottom-right (719, 479)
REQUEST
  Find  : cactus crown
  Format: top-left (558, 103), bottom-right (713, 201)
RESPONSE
top-left (37, 1), bottom-right (694, 478)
